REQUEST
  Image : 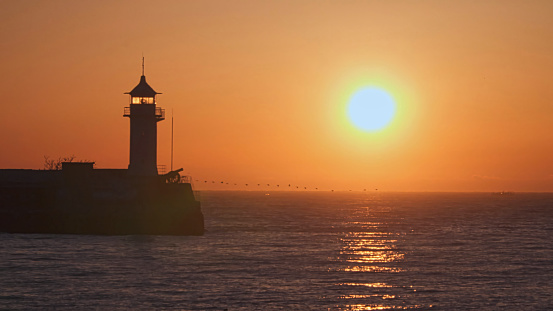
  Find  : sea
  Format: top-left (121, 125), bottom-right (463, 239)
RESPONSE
top-left (1, 191), bottom-right (552, 310)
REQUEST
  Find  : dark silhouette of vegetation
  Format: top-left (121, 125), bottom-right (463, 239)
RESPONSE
top-left (43, 155), bottom-right (75, 170)
top-left (43, 155), bottom-right (93, 170)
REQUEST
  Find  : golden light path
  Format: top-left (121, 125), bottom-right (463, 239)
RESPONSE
top-left (332, 201), bottom-right (423, 310)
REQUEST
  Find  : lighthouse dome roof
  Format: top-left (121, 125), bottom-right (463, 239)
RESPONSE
top-left (125, 75), bottom-right (160, 97)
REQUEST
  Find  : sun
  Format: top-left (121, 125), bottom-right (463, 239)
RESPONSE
top-left (347, 88), bottom-right (396, 132)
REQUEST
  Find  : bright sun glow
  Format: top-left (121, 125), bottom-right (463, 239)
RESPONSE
top-left (348, 88), bottom-right (396, 132)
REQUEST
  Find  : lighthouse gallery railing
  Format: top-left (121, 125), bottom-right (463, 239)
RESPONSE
top-left (123, 107), bottom-right (165, 121)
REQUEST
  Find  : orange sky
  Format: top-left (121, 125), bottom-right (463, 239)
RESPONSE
top-left (1, 0), bottom-right (553, 191)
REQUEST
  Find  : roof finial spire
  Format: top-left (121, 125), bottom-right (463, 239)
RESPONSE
top-left (142, 56), bottom-right (145, 76)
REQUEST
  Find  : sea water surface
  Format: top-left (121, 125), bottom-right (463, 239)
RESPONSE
top-left (1, 192), bottom-right (553, 310)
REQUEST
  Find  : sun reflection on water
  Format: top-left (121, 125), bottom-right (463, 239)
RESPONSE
top-left (338, 282), bottom-right (396, 288)
top-left (338, 294), bottom-right (396, 299)
top-left (341, 266), bottom-right (402, 273)
top-left (341, 304), bottom-right (428, 311)
top-left (338, 226), bottom-right (403, 267)
top-left (333, 202), bottom-right (417, 310)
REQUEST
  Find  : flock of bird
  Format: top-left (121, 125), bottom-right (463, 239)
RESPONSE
top-left (192, 179), bottom-right (378, 192)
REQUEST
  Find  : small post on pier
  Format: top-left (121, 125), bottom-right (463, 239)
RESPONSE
top-left (171, 109), bottom-right (174, 172)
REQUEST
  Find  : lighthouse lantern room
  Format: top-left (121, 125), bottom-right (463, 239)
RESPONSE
top-left (124, 60), bottom-right (165, 176)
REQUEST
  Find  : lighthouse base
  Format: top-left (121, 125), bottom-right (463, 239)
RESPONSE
top-left (0, 165), bottom-right (204, 236)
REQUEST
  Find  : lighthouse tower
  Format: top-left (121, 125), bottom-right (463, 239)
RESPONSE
top-left (124, 61), bottom-right (165, 176)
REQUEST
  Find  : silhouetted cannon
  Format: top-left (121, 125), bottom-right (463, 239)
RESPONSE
top-left (163, 168), bottom-right (183, 183)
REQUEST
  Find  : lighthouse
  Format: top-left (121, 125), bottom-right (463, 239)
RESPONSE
top-left (0, 60), bottom-right (204, 236)
top-left (124, 61), bottom-right (165, 176)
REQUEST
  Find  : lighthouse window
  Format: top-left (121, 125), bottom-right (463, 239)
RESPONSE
top-left (132, 97), bottom-right (154, 104)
